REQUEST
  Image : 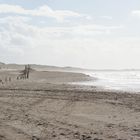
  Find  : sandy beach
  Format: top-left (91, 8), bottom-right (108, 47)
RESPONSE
top-left (0, 69), bottom-right (140, 140)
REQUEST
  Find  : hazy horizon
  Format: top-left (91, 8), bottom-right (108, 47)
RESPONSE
top-left (1, 0), bottom-right (140, 69)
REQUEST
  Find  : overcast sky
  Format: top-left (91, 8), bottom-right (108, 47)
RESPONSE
top-left (0, 0), bottom-right (140, 69)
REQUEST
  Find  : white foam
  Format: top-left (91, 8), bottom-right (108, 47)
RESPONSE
top-left (73, 70), bottom-right (140, 92)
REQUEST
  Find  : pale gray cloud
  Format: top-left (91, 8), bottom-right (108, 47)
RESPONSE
top-left (100, 16), bottom-right (113, 20)
top-left (0, 15), bottom-right (138, 69)
top-left (131, 10), bottom-right (140, 17)
top-left (0, 4), bottom-right (86, 22)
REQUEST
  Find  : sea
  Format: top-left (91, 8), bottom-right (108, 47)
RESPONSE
top-left (73, 70), bottom-right (140, 92)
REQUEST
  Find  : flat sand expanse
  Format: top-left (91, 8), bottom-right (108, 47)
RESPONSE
top-left (0, 70), bottom-right (140, 140)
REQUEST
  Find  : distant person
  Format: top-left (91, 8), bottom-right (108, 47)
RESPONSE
top-left (5, 77), bottom-right (7, 83)
top-left (0, 79), bottom-right (4, 84)
top-left (9, 77), bottom-right (11, 82)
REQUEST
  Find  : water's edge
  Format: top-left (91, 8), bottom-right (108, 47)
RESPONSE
top-left (71, 70), bottom-right (140, 93)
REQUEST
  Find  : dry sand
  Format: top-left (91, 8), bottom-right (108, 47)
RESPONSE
top-left (0, 69), bottom-right (140, 140)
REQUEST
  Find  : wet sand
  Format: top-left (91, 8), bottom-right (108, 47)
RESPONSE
top-left (0, 70), bottom-right (140, 140)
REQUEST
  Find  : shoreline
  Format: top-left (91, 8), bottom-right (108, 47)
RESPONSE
top-left (0, 70), bottom-right (139, 139)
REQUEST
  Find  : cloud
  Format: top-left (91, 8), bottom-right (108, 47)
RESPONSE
top-left (0, 16), bottom-right (34, 55)
top-left (131, 10), bottom-right (140, 17)
top-left (0, 4), bottom-right (85, 22)
top-left (0, 15), bottom-right (131, 68)
top-left (100, 16), bottom-right (112, 20)
top-left (0, 16), bottom-right (121, 49)
top-left (0, 3), bottom-right (139, 68)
